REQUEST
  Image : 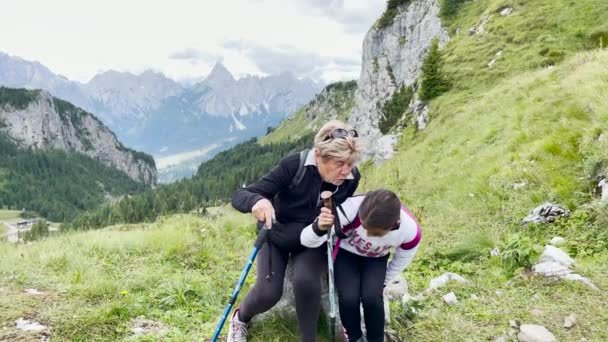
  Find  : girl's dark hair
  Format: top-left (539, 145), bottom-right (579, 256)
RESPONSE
top-left (359, 189), bottom-right (401, 230)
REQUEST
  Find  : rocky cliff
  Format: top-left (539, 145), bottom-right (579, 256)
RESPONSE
top-left (349, 0), bottom-right (449, 161)
top-left (0, 87), bottom-right (157, 186)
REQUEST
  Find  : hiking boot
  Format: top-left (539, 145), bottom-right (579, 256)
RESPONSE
top-left (227, 309), bottom-right (248, 342)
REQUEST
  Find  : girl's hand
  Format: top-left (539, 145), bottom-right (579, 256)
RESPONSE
top-left (317, 207), bottom-right (334, 230)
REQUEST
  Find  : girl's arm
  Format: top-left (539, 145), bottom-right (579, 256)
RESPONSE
top-left (385, 246), bottom-right (419, 285)
top-left (385, 213), bottom-right (421, 285)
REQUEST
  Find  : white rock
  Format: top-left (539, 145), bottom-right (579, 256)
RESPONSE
top-left (510, 319), bottom-right (520, 328)
top-left (477, 15), bottom-right (493, 35)
top-left (385, 275), bottom-right (408, 301)
top-left (495, 290), bottom-right (503, 296)
top-left (24, 288), bottom-right (45, 295)
top-left (563, 274), bottom-right (599, 290)
top-left (494, 336), bottom-right (507, 342)
top-left (564, 313), bottom-right (577, 329)
top-left (532, 261), bottom-right (572, 277)
top-left (539, 245), bottom-right (574, 267)
top-left (500, 7), bottom-right (513, 16)
top-left (470, 294), bottom-right (479, 300)
top-left (443, 292), bottom-right (458, 304)
top-left (518, 324), bottom-right (557, 342)
top-left (428, 272), bottom-right (467, 291)
top-left (513, 181), bottom-right (527, 190)
top-left (374, 134), bottom-right (398, 163)
top-left (549, 237), bottom-right (565, 245)
top-left (599, 178), bottom-right (608, 202)
top-left (490, 247), bottom-right (501, 256)
top-left (15, 318), bottom-right (47, 332)
top-left (530, 309), bottom-right (543, 316)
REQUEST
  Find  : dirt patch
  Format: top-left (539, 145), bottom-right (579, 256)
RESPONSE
top-left (129, 316), bottom-right (168, 337)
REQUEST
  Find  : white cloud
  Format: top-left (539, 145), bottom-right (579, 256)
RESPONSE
top-left (0, 0), bottom-right (385, 83)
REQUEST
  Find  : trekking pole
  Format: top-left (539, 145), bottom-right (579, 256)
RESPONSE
top-left (210, 226), bottom-right (270, 342)
top-left (321, 191), bottom-right (337, 342)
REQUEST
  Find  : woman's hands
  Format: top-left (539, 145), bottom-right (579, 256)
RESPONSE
top-left (317, 207), bottom-right (335, 230)
top-left (252, 198), bottom-right (275, 229)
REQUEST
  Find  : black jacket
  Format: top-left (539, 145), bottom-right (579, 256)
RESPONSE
top-left (232, 151), bottom-right (360, 251)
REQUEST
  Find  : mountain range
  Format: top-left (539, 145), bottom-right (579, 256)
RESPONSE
top-left (0, 52), bottom-right (323, 181)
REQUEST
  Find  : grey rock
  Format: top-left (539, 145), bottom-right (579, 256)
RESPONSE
top-left (599, 178), bottom-right (608, 202)
top-left (539, 245), bottom-right (574, 267)
top-left (530, 309), bottom-right (543, 316)
top-left (15, 318), bottom-right (47, 332)
top-left (476, 15), bottom-right (493, 35)
top-left (522, 203), bottom-right (570, 224)
top-left (428, 272), bottom-right (467, 291)
top-left (385, 275), bottom-right (409, 301)
top-left (564, 313), bottom-right (577, 329)
top-left (501, 8), bottom-right (513, 16)
top-left (442, 291), bottom-right (458, 304)
top-left (517, 324), bottom-right (557, 342)
top-left (549, 237), bottom-right (565, 246)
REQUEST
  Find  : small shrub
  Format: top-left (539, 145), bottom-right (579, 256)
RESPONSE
top-left (23, 220), bottom-right (49, 242)
top-left (377, 0), bottom-right (413, 29)
top-left (440, 0), bottom-right (469, 20)
top-left (500, 233), bottom-right (541, 277)
top-left (379, 86), bottom-right (414, 134)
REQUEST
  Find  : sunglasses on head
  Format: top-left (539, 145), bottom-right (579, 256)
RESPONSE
top-left (324, 128), bottom-right (358, 142)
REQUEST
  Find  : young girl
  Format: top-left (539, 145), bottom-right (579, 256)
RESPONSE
top-left (300, 189), bottom-right (421, 342)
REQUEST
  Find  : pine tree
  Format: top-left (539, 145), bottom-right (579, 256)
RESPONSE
top-left (419, 39), bottom-right (450, 101)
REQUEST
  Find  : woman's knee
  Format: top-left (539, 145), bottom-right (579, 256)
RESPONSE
top-left (293, 272), bottom-right (320, 296)
top-left (256, 282), bottom-right (284, 305)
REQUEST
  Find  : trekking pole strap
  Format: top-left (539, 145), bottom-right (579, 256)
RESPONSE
top-left (254, 227), bottom-right (270, 248)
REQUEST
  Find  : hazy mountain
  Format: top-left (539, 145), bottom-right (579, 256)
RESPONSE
top-left (0, 52), bottom-right (323, 158)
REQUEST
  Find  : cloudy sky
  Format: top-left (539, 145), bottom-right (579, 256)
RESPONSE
top-left (1, 0), bottom-right (386, 83)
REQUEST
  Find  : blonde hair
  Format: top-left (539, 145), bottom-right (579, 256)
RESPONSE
top-left (314, 120), bottom-right (362, 164)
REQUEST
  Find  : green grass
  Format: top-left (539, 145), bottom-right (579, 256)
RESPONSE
top-left (440, 0), bottom-right (608, 93)
top-left (0, 209), bottom-right (21, 220)
top-left (0, 211), bottom-right (259, 341)
top-left (358, 50), bottom-right (608, 341)
top-left (0, 223), bottom-right (8, 236)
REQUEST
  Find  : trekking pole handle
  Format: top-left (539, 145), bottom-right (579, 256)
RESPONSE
top-left (254, 225), bottom-right (270, 248)
top-left (321, 190), bottom-right (333, 209)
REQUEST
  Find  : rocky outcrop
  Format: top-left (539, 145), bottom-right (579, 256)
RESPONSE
top-left (0, 88), bottom-right (156, 186)
top-left (349, 0), bottom-right (449, 161)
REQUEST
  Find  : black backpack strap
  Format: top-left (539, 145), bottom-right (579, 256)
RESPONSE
top-left (334, 204), bottom-right (355, 239)
top-left (287, 149), bottom-right (309, 191)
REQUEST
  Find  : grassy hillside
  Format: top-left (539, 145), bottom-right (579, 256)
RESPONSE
top-left (2, 0), bottom-right (608, 341)
top-left (360, 49), bottom-right (608, 341)
top-left (0, 209), bottom-right (333, 341)
top-left (262, 80), bottom-right (357, 144)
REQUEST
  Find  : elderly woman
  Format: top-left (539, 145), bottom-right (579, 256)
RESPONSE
top-left (228, 120), bottom-right (362, 342)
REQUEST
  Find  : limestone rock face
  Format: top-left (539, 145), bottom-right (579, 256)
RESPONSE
top-left (349, 0), bottom-right (449, 160)
top-left (0, 90), bottom-right (156, 186)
